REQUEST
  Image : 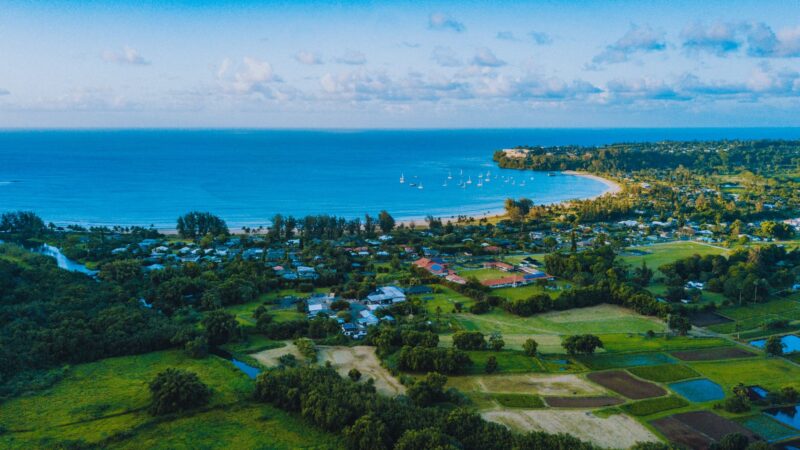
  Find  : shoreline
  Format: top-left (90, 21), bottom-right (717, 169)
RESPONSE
top-left (40, 171), bottom-right (623, 235)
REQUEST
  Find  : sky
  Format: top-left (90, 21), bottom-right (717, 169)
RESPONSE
top-left (0, 0), bottom-right (799, 128)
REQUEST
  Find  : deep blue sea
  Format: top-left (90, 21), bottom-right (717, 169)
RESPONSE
top-left (1, 128), bottom-right (799, 228)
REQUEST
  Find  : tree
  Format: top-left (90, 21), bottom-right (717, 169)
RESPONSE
top-left (407, 372), bottom-right (448, 406)
top-left (633, 260), bottom-right (653, 287)
top-left (201, 309), bottom-right (240, 345)
top-left (99, 259), bottom-right (141, 284)
top-left (452, 331), bottom-right (486, 350)
top-left (148, 368), bottom-right (210, 415)
top-left (343, 414), bottom-right (389, 450)
top-left (668, 315), bottom-right (692, 336)
top-left (765, 335), bottom-right (784, 356)
top-left (485, 356), bottom-right (498, 373)
top-left (523, 338), bottom-right (539, 357)
top-left (176, 211), bottom-right (228, 238)
top-left (562, 334), bottom-right (603, 356)
top-left (710, 433), bottom-right (749, 450)
top-left (488, 333), bottom-right (505, 351)
top-left (0, 211), bottom-right (46, 239)
top-left (184, 336), bottom-right (209, 359)
top-left (377, 210), bottom-right (395, 234)
top-left (394, 428), bottom-right (458, 450)
top-left (348, 368), bottom-right (361, 381)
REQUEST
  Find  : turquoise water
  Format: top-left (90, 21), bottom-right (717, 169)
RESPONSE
top-left (669, 379), bottom-right (725, 402)
top-left (766, 405), bottom-right (800, 431)
top-left (2, 129), bottom-right (798, 227)
top-left (750, 335), bottom-right (800, 353)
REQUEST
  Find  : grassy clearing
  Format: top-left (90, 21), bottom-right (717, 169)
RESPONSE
top-left (688, 357), bottom-right (800, 391)
top-left (620, 241), bottom-right (730, 274)
top-left (621, 396), bottom-right (689, 417)
top-left (446, 373), bottom-right (605, 397)
top-left (599, 334), bottom-right (729, 353)
top-left (463, 350), bottom-right (546, 375)
top-left (628, 364), bottom-right (701, 383)
top-left (709, 297), bottom-right (800, 334)
top-left (491, 393), bottom-right (546, 408)
top-left (421, 285), bottom-right (475, 315)
top-left (453, 304), bottom-right (666, 337)
top-left (0, 350), bottom-right (336, 449)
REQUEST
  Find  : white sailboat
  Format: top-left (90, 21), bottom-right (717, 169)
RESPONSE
top-left (447, 171), bottom-right (453, 180)
top-left (466, 176), bottom-right (472, 185)
top-left (400, 173), bottom-right (405, 184)
top-left (418, 182), bottom-right (424, 190)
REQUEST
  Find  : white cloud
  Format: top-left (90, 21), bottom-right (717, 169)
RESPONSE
top-left (432, 46), bottom-right (462, 67)
top-left (295, 51), bottom-right (323, 65)
top-left (529, 31), bottom-right (553, 45)
top-left (217, 57), bottom-right (291, 100)
top-left (496, 31), bottom-right (518, 41)
top-left (472, 48), bottom-right (506, 67)
top-left (681, 22), bottom-right (800, 58)
top-left (0, 89), bottom-right (9, 96)
top-left (101, 46), bottom-right (150, 66)
top-left (591, 25), bottom-right (666, 66)
top-left (428, 13), bottom-right (465, 33)
top-left (335, 50), bottom-right (367, 65)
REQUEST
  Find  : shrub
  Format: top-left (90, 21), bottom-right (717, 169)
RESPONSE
top-left (452, 331), bottom-right (486, 350)
top-left (522, 338), bottom-right (538, 357)
top-left (148, 368), bottom-right (210, 415)
top-left (348, 368), bottom-right (362, 381)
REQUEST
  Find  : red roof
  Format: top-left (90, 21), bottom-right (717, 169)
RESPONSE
top-left (481, 275), bottom-right (527, 287)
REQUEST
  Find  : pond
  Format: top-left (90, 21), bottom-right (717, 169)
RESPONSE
top-left (750, 335), bottom-right (800, 354)
top-left (209, 347), bottom-right (262, 380)
top-left (765, 405), bottom-right (800, 431)
top-left (669, 379), bottom-right (725, 402)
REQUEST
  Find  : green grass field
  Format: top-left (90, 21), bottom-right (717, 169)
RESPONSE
top-left (621, 396), bottom-right (689, 417)
top-left (620, 241), bottom-right (730, 274)
top-left (491, 393), bottom-right (546, 408)
top-left (463, 350), bottom-right (547, 374)
top-left (0, 350), bottom-right (339, 449)
top-left (688, 357), bottom-right (800, 391)
top-left (627, 364), bottom-right (700, 383)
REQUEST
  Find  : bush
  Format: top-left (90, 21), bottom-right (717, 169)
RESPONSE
top-left (184, 336), bottom-right (209, 359)
top-left (485, 356), bottom-right (498, 374)
top-left (723, 395), bottom-right (750, 413)
top-left (452, 331), bottom-right (486, 350)
top-left (396, 346), bottom-right (472, 374)
top-left (148, 368), bottom-right (210, 415)
top-left (348, 368), bottom-right (362, 381)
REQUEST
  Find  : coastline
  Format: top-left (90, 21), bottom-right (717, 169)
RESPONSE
top-left (40, 171), bottom-right (623, 235)
top-left (394, 171), bottom-right (623, 227)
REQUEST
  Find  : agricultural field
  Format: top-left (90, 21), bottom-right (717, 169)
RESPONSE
top-left (0, 350), bottom-right (340, 449)
top-left (317, 346), bottom-right (406, 396)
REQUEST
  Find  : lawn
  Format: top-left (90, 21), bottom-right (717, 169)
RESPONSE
top-left (620, 241), bottom-right (730, 275)
top-left (421, 285), bottom-right (476, 315)
top-left (0, 350), bottom-right (338, 449)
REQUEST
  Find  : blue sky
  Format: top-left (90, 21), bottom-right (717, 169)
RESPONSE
top-left (0, 0), bottom-right (799, 128)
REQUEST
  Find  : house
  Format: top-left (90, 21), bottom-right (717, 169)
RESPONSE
top-left (519, 257), bottom-right (542, 268)
top-left (521, 269), bottom-right (551, 279)
top-left (297, 266), bottom-right (319, 280)
top-left (481, 275), bottom-right (532, 289)
top-left (365, 286), bottom-right (406, 307)
top-left (445, 274), bottom-right (467, 285)
top-left (483, 261), bottom-right (514, 272)
top-left (413, 257), bottom-right (448, 276)
top-left (685, 281), bottom-right (705, 290)
top-left (358, 310), bottom-right (380, 326)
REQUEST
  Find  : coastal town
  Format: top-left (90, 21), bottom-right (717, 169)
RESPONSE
top-left (3, 139), bottom-right (800, 450)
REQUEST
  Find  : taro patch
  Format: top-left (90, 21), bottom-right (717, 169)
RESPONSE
top-left (669, 379), bottom-right (725, 403)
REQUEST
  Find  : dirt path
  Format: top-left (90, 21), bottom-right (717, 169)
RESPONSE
top-left (317, 346), bottom-right (405, 396)
top-left (483, 409), bottom-right (659, 448)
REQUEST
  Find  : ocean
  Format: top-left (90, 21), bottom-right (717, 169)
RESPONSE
top-left (1, 128), bottom-right (798, 228)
